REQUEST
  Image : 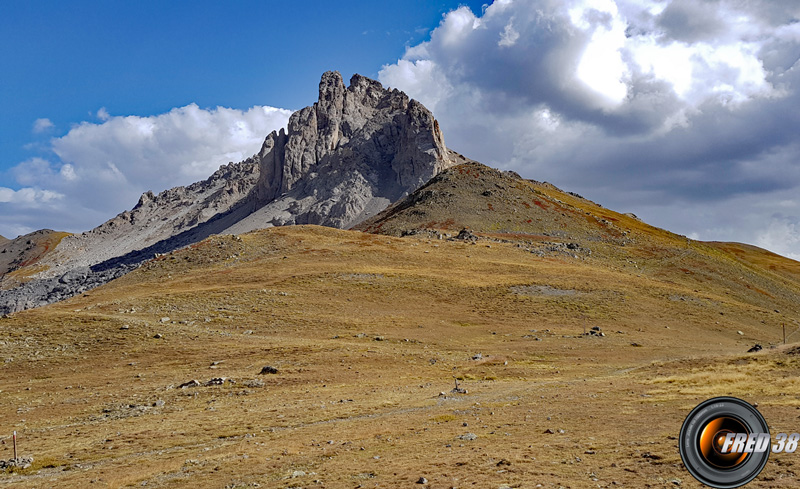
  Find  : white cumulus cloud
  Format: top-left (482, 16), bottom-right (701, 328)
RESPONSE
top-left (380, 0), bottom-right (800, 260)
top-left (0, 104), bottom-right (291, 238)
top-left (756, 218), bottom-right (800, 261)
top-left (0, 186), bottom-right (62, 205)
top-left (32, 118), bottom-right (54, 133)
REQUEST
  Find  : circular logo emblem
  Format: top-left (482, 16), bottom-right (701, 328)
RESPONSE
top-left (679, 397), bottom-right (770, 488)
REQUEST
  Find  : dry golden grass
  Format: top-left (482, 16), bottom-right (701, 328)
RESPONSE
top-left (1, 224), bottom-right (799, 488)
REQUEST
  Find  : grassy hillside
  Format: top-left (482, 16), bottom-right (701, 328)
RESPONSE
top-left (0, 230), bottom-right (72, 288)
top-left (1, 223), bottom-right (799, 488)
top-left (356, 162), bottom-right (682, 244)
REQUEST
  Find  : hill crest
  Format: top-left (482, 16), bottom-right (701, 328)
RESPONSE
top-left (0, 72), bottom-right (452, 313)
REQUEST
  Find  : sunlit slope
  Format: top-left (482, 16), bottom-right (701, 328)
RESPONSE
top-left (355, 162), bottom-right (686, 245)
top-left (356, 161), bottom-right (800, 329)
top-left (2, 224), bottom-right (799, 487)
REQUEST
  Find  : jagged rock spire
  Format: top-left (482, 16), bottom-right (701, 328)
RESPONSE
top-left (256, 71), bottom-right (451, 203)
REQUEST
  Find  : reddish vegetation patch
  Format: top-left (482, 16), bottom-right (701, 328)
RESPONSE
top-left (521, 202), bottom-right (531, 209)
top-left (526, 219), bottom-right (532, 224)
top-left (744, 283), bottom-right (774, 298)
top-left (487, 203), bottom-right (494, 211)
top-left (602, 215), bottom-right (619, 222)
top-left (16, 233), bottom-right (69, 268)
top-left (18, 255), bottom-right (40, 268)
top-left (533, 200), bottom-right (548, 210)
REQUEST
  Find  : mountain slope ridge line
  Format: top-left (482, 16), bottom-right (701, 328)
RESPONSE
top-left (0, 71), bottom-right (453, 314)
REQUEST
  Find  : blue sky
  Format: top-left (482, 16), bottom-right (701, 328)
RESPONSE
top-left (2, 1), bottom-right (800, 260)
top-left (1, 1), bottom-right (482, 168)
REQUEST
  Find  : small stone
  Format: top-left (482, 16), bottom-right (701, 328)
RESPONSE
top-left (737, 330), bottom-right (744, 335)
top-left (457, 433), bottom-right (478, 441)
top-left (178, 379), bottom-right (201, 389)
top-left (259, 365), bottom-right (279, 375)
top-left (153, 399), bottom-right (165, 407)
top-left (417, 477), bottom-right (428, 484)
top-left (160, 317), bottom-right (170, 323)
top-left (153, 333), bottom-right (163, 339)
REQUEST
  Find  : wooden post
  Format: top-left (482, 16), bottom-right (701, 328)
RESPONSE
top-left (783, 323), bottom-right (786, 345)
top-left (12, 431), bottom-right (17, 460)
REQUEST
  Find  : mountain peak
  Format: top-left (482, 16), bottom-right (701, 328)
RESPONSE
top-left (1, 71), bottom-right (454, 313)
top-left (254, 71), bottom-right (451, 209)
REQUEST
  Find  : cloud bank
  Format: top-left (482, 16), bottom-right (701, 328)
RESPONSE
top-left (1, 104), bottom-right (291, 238)
top-left (380, 0), bottom-right (800, 259)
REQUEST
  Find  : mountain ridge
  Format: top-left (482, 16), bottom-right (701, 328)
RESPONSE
top-left (0, 71), bottom-right (453, 313)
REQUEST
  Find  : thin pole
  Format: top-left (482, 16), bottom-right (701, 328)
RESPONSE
top-left (784, 323), bottom-right (786, 345)
top-left (12, 431), bottom-right (17, 460)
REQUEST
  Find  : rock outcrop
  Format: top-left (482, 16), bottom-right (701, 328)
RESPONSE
top-left (232, 71), bottom-right (451, 232)
top-left (0, 71), bottom-right (453, 313)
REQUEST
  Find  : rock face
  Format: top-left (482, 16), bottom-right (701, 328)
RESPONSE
top-left (0, 71), bottom-right (452, 314)
top-left (231, 72), bottom-right (451, 232)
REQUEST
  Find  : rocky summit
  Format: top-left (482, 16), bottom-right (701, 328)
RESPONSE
top-left (0, 72), bottom-right (453, 313)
